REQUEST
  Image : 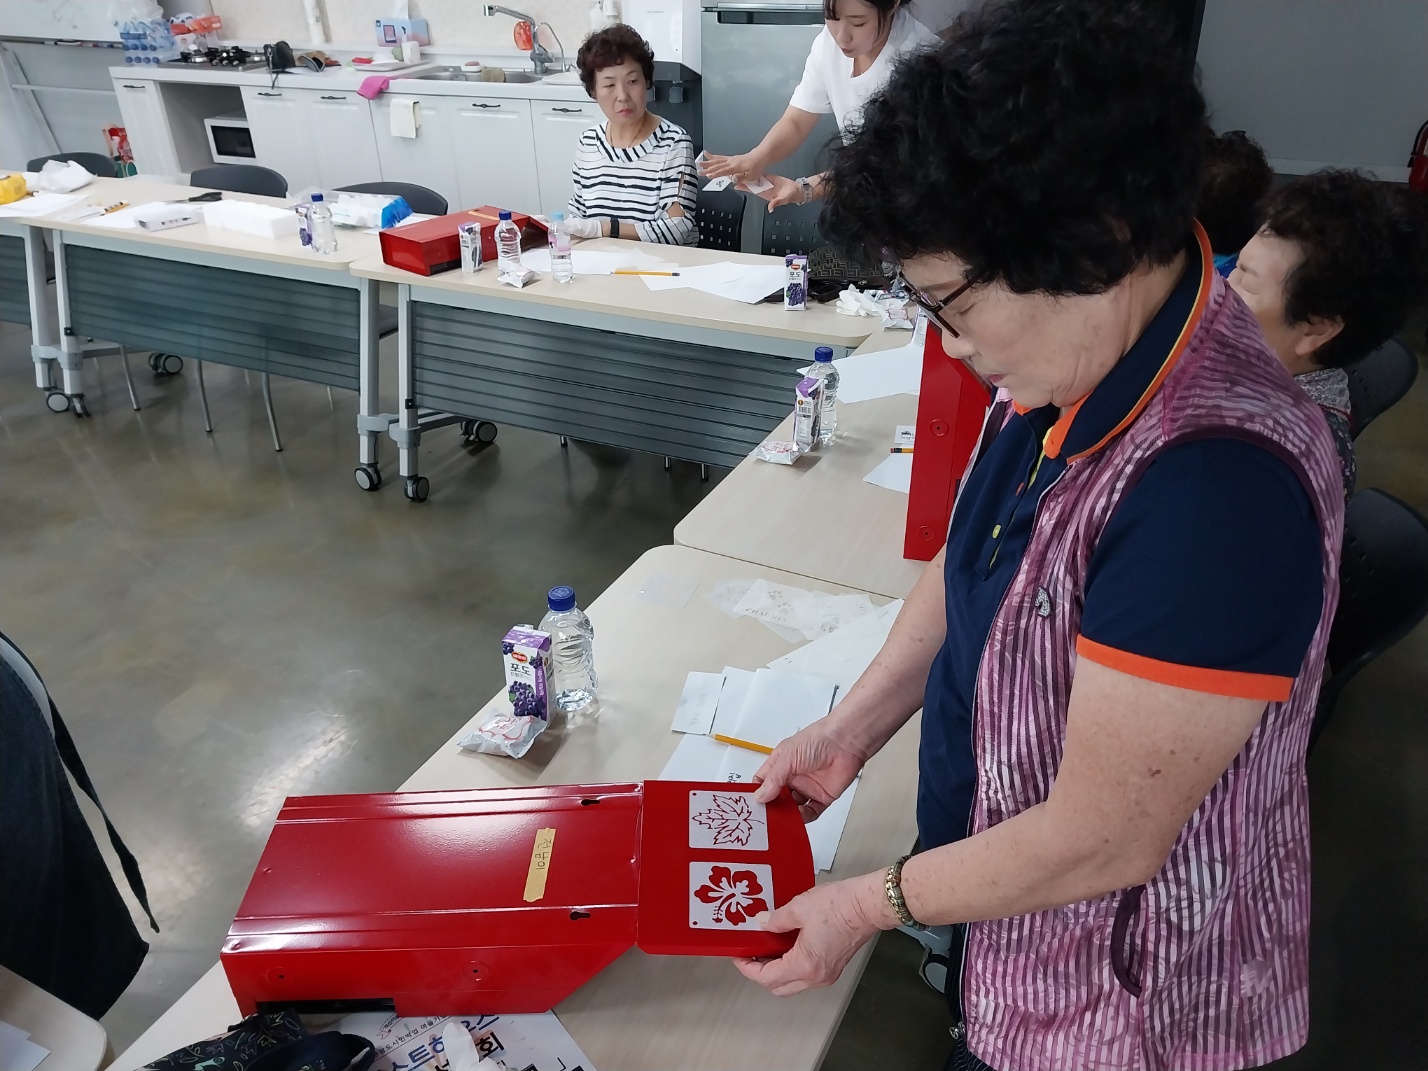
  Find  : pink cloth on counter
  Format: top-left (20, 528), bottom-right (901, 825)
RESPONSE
top-left (358, 76), bottom-right (391, 100)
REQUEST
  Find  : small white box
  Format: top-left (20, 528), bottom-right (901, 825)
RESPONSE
top-left (134, 203), bottom-right (198, 231)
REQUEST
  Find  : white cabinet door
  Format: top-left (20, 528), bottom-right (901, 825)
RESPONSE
top-left (239, 86), bottom-right (320, 194)
top-left (371, 95), bottom-right (461, 214)
top-left (112, 78), bottom-right (179, 176)
top-left (531, 101), bottom-right (602, 218)
top-left (450, 97), bottom-right (540, 216)
top-left (302, 91), bottom-right (381, 190)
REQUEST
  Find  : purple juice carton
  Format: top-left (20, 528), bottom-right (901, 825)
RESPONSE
top-left (502, 626), bottom-right (552, 720)
top-left (793, 374), bottom-right (823, 453)
top-left (785, 254), bottom-right (809, 310)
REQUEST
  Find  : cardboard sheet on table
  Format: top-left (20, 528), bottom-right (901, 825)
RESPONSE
top-left (833, 340), bottom-right (924, 403)
top-left (726, 668), bottom-right (838, 752)
top-left (0, 192), bottom-right (83, 218)
top-left (768, 600), bottom-right (904, 695)
top-left (863, 452), bottom-right (914, 494)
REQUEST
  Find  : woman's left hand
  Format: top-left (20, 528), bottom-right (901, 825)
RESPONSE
top-left (733, 872), bottom-right (889, 996)
top-left (744, 175), bottom-right (803, 211)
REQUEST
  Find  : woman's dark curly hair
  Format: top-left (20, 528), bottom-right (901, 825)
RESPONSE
top-left (1262, 169), bottom-right (1428, 368)
top-left (821, 0), bottom-right (1207, 295)
top-left (577, 24), bottom-right (655, 97)
top-left (1197, 129), bottom-right (1272, 255)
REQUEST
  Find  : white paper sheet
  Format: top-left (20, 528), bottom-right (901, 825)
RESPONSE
top-left (636, 571), bottom-right (698, 608)
top-left (833, 340), bottom-right (924, 403)
top-left (725, 668), bottom-right (838, 751)
top-left (643, 260), bottom-right (786, 304)
top-left (0, 1022), bottom-right (48, 1071)
top-left (390, 97), bottom-right (419, 137)
top-left (85, 202), bottom-right (167, 230)
top-left (806, 777), bottom-right (858, 871)
top-left (711, 665), bottom-right (755, 738)
top-left (768, 599), bottom-right (904, 695)
top-left (863, 452), bottom-right (914, 494)
top-left (671, 670), bottom-right (726, 734)
top-left (731, 578), bottom-right (878, 642)
top-left (333, 1010), bottom-right (593, 1071)
top-left (658, 731), bottom-right (730, 780)
top-left (0, 191), bottom-right (84, 218)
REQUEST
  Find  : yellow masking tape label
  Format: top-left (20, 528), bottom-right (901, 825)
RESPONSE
top-left (522, 827), bottom-right (557, 902)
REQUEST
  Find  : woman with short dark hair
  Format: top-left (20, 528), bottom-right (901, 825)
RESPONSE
top-left (736, 4), bottom-right (1344, 1069)
top-left (564, 24), bottom-right (697, 245)
top-left (1230, 169), bottom-right (1428, 499)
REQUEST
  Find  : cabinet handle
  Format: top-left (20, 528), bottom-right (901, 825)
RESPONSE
top-left (257, 91), bottom-right (282, 97)
top-left (319, 94), bottom-right (346, 100)
top-left (471, 102), bottom-right (501, 109)
top-left (121, 83), bottom-right (146, 89)
top-left (551, 107), bottom-right (583, 113)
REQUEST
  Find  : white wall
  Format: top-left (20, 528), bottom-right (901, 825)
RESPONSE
top-left (1197, 0), bottom-right (1427, 181)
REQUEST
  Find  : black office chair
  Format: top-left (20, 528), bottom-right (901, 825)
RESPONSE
top-left (1343, 337), bottom-right (1418, 439)
top-left (190, 164), bottom-right (288, 198)
top-left (696, 188), bottom-right (745, 252)
top-left (335, 181), bottom-right (447, 217)
top-left (26, 152), bottom-right (117, 179)
top-left (1309, 488), bottom-right (1428, 753)
top-left (760, 200), bottom-right (824, 258)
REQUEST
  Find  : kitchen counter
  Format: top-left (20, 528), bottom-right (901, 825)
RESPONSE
top-left (108, 62), bottom-right (592, 102)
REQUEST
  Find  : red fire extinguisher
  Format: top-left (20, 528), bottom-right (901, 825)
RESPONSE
top-left (1410, 120), bottom-right (1428, 194)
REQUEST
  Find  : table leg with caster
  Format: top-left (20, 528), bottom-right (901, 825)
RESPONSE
top-left (49, 236), bottom-right (89, 416)
top-left (394, 283), bottom-right (428, 502)
top-left (353, 279), bottom-right (384, 492)
top-left (196, 360), bottom-right (212, 432)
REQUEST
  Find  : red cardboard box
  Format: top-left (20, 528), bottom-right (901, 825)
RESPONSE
top-left (221, 781), bottom-right (814, 1015)
top-left (378, 206), bottom-right (547, 276)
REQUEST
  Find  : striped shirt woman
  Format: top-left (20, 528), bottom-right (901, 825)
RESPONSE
top-left (567, 23), bottom-right (698, 246)
top-left (567, 117), bottom-right (698, 246)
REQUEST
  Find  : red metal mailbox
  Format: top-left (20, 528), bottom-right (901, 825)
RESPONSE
top-left (221, 781), bottom-right (814, 1016)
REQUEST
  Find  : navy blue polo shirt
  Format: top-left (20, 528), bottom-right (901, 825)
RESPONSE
top-left (916, 239), bottom-right (1326, 851)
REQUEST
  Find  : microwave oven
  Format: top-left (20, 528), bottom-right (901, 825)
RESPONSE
top-left (204, 113), bottom-right (255, 165)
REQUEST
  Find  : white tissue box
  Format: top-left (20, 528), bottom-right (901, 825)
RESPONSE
top-left (201, 200), bottom-right (300, 239)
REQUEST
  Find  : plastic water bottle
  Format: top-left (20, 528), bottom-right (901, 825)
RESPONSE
top-left (811, 344), bottom-right (839, 444)
top-left (496, 209), bottom-right (523, 275)
top-left (309, 193), bottom-right (337, 255)
top-left (538, 585), bottom-right (599, 728)
top-left (548, 211), bottom-right (574, 283)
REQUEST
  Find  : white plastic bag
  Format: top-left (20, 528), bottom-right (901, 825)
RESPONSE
top-left (36, 160), bottom-right (93, 193)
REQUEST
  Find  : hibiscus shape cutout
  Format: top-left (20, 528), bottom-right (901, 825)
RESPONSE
top-left (694, 865), bottom-right (769, 926)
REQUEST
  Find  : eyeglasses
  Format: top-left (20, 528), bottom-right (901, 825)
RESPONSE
top-left (894, 273), bottom-right (974, 339)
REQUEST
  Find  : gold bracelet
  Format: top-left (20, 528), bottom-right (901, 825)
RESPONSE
top-left (884, 854), bottom-right (927, 930)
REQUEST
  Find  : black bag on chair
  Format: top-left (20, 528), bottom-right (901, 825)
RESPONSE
top-left (140, 1011), bottom-right (375, 1071)
top-left (0, 634), bottom-right (158, 1018)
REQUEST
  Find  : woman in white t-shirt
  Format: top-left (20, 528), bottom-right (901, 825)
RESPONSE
top-left (699, 0), bottom-right (937, 211)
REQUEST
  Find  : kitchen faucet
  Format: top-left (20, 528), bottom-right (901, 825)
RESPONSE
top-left (482, 5), bottom-right (557, 75)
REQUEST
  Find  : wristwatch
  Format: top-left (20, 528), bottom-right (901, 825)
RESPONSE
top-left (885, 854), bottom-right (928, 930)
top-left (796, 176), bottom-right (814, 205)
top-left (610, 217), bottom-right (621, 239)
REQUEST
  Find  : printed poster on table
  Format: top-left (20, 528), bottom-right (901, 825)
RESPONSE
top-left (332, 1010), bottom-right (595, 1071)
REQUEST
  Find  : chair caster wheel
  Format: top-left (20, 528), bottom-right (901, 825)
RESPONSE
top-left (161, 353), bottom-right (183, 374)
top-left (45, 390), bottom-right (70, 413)
top-left (404, 475), bottom-right (430, 502)
top-left (147, 353), bottom-right (160, 372)
top-left (354, 465), bottom-right (382, 491)
top-left (460, 419), bottom-right (498, 445)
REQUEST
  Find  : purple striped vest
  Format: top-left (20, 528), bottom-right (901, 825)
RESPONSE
top-left (963, 272), bottom-right (1345, 1071)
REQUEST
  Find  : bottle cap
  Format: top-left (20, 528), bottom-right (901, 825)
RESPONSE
top-left (499, 210), bottom-right (512, 220)
top-left (547, 585), bottom-right (576, 612)
top-left (311, 192), bottom-right (324, 202)
top-left (551, 211), bottom-right (565, 222)
top-left (814, 345), bottom-right (834, 363)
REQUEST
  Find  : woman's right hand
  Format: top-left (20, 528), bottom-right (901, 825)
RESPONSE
top-left (699, 151), bottom-right (764, 182)
top-left (752, 719), bottom-right (866, 822)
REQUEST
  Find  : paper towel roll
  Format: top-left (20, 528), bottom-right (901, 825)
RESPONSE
top-left (390, 98), bottom-right (419, 138)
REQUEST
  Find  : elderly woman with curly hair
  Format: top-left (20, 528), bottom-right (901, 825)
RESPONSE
top-left (735, 3), bottom-right (1345, 1070)
top-left (561, 23), bottom-right (697, 245)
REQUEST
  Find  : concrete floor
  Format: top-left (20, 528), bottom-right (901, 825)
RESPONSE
top-left (1, 320), bottom-right (1424, 1068)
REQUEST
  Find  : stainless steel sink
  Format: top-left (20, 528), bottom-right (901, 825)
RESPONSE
top-left (413, 65), bottom-right (544, 83)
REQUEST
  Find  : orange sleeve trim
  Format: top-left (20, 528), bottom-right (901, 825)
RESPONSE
top-left (1076, 635), bottom-right (1293, 702)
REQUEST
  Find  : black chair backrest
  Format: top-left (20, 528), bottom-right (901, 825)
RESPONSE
top-left (761, 200), bottom-right (824, 258)
top-left (26, 152), bottom-right (117, 179)
top-left (335, 181), bottom-right (448, 216)
top-left (1343, 337), bottom-right (1418, 439)
top-left (696, 188), bottom-right (745, 252)
top-left (1310, 487), bottom-right (1428, 751)
top-left (191, 164), bottom-right (288, 198)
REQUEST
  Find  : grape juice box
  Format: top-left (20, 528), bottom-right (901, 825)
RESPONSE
top-left (503, 626), bottom-right (552, 720)
top-left (784, 254), bottom-right (808, 311)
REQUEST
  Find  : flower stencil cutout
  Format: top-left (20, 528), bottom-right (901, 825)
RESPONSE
top-left (688, 790), bottom-right (769, 851)
top-left (692, 864), bottom-right (769, 926)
